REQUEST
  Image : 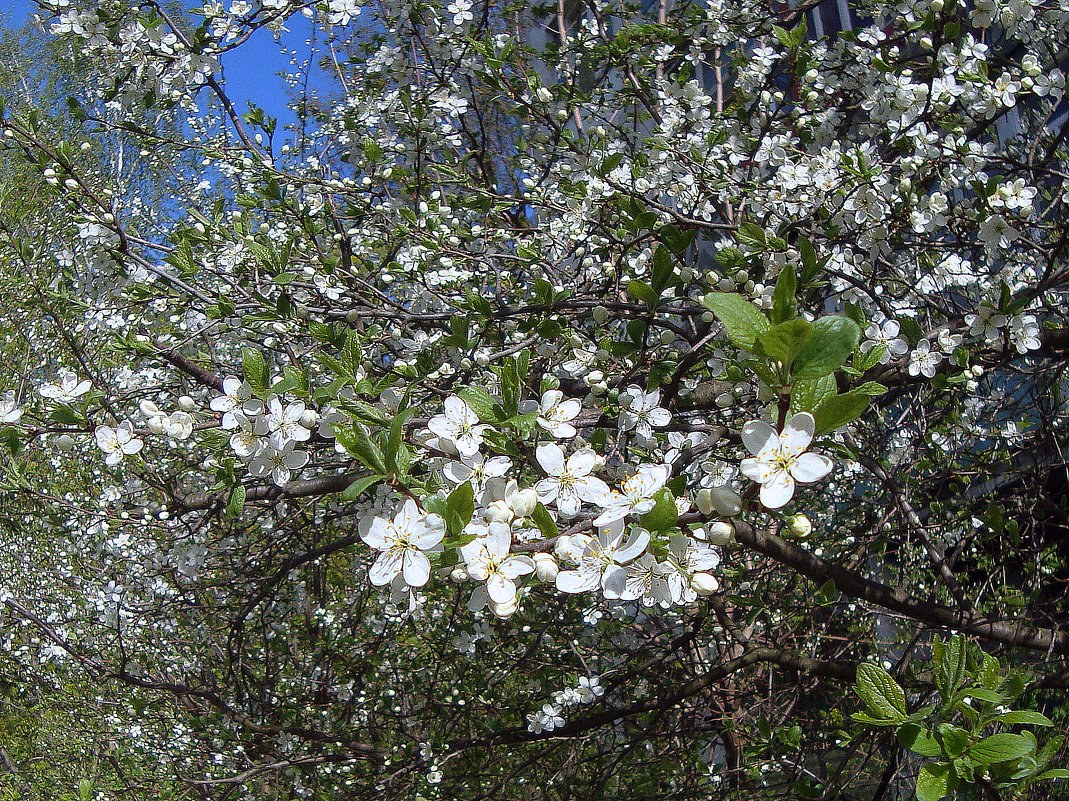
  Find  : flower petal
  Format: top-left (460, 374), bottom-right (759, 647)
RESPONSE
top-left (780, 412), bottom-right (815, 452)
top-left (790, 452), bottom-right (833, 483)
top-left (540, 389), bottom-right (563, 412)
top-left (741, 419), bottom-right (777, 456)
top-left (369, 550), bottom-right (402, 585)
top-left (501, 555), bottom-right (534, 579)
top-left (485, 521), bottom-right (511, 557)
top-left (615, 527), bottom-right (650, 563)
top-left (575, 475), bottom-right (611, 505)
top-left (739, 456), bottom-right (765, 481)
top-left (601, 565), bottom-right (627, 599)
top-left (535, 442), bottom-right (565, 475)
top-left (566, 448), bottom-right (598, 476)
top-left (759, 472), bottom-right (795, 509)
top-left (555, 569), bottom-right (598, 594)
top-left (486, 574), bottom-right (515, 604)
top-left (402, 550), bottom-right (431, 587)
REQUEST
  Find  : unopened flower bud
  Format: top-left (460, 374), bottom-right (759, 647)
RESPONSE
top-left (177, 395), bottom-right (195, 412)
top-left (450, 566), bottom-right (469, 583)
top-left (300, 409), bottom-right (318, 429)
top-left (709, 487), bottom-right (742, 516)
top-left (54, 434), bottom-right (76, 451)
top-left (783, 514), bottom-right (812, 539)
top-left (146, 416), bottom-right (166, 435)
top-left (536, 86), bottom-right (553, 103)
top-left (706, 521), bottom-right (735, 546)
top-left (690, 572), bottom-right (720, 595)
top-left (165, 411), bottom-right (194, 440)
top-left (592, 305), bottom-right (609, 324)
top-left (484, 500), bottom-right (514, 523)
top-left (506, 485), bottom-right (539, 518)
top-left (533, 552), bottom-right (559, 582)
top-left (696, 488), bottom-right (715, 516)
top-left (554, 534), bottom-right (573, 562)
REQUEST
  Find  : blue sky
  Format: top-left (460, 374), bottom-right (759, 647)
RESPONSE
top-left (2, 0), bottom-right (301, 131)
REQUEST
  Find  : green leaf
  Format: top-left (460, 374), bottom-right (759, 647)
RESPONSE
top-left (600, 151), bottom-right (623, 175)
top-left (771, 263), bottom-right (797, 323)
top-left (798, 236), bottom-right (820, 282)
top-left (757, 319), bottom-right (812, 365)
top-left (813, 391), bottom-right (869, 434)
top-left (531, 502), bottom-right (559, 540)
top-left (998, 710), bottom-right (1053, 727)
top-left (792, 316), bottom-right (861, 379)
top-left (969, 733), bottom-right (1034, 765)
top-left (816, 578), bottom-right (837, 603)
top-left (736, 221), bottom-right (767, 248)
top-left (855, 662), bottom-right (907, 721)
top-left (386, 407), bottom-right (416, 474)
top-left (897, 724), bottom-right (942, 757)
top-left (702, 292), bottom-right (771, 353)
top-left (916, 762), bottom-right (950, 801)
top-left (935, 635), bottom-right (967, 697)
top-left (334, 425), bottom-right (387, 473)
top-left (497, 358), bottom-right (521, 416)
top-left (716, 247), bottom-right (745, 268)
top-left (225, 484), bottom-right (246, 517)
top-left (0, 424), bottom-right (23, 455)
top-left (851, 712), bottom-right (902, 727)
top-left (651, 244), bottom-right (674, 293)
top-left (456, 387), bottom-right (500, 422)
top-left (937, 724), bottom-right (968, 757)
top-left (445, 481), bottom-right (475, 537)
top-left (1036, 769), bottom-right (1069, 780)
top-left (857, 343), bottom-right (887, 372)
top-left (790, 374), bottom-right (836, 415)
top-left (853, 381), bottom-right (888, 396)
top-left (242, 347), bottom-right (269, 395)
top-left (639, 488), bottom-right (678, 532)
top-left (627, 280), bottom-right (660, 307)
top-left (339, 473), bottom-right (385, 501)
top-left (964, 688), bottom-right (1004, 705)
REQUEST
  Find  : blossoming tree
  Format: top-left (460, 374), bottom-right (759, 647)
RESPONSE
top-left (1, 0), bottom-right (1069, 798)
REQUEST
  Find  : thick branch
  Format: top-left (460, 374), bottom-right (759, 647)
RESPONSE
top-left (732, 522), bottom-right (1069, 655)
top-left (173, 473), bottom-right (360, 512)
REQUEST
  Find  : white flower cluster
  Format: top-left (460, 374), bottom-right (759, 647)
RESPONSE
top-left (526, 675), bottom-right (606, 733)
top-left (210, 377), bottom-right (315, 486)
top-left (352, 388), bottom-right (826, 617)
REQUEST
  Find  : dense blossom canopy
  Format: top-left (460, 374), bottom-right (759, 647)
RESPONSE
top-left (0, 0), bottom-right (1068, 798)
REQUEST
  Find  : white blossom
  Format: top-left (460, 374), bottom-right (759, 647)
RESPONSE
top-left (739, 413), bottom-right (833, 509)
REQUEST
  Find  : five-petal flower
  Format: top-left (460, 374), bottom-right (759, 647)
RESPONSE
top-left (428, 396), bottom-right (489, 457)
top-left (534, 443), bottom-right (610, 516)
top-left (739, 412), bottom-right (833, 509)
top-left (460, 521), bottom-right (535, 604)
top-left (362, 499), bottom-right (447, 588)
